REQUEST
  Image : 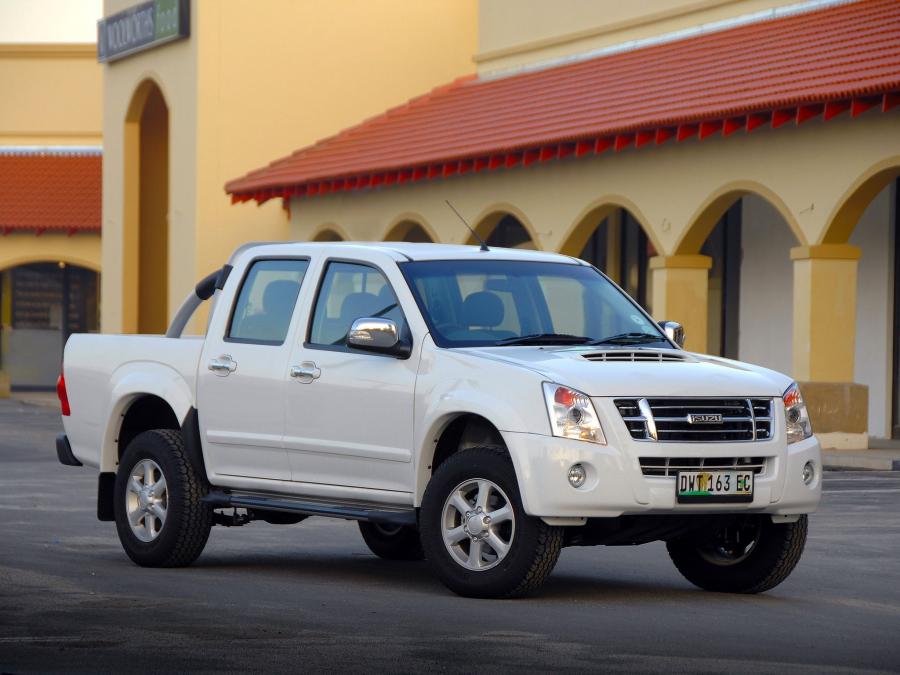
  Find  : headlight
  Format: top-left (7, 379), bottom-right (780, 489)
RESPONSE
top-left (542, 383), bottom-right (606, 444)
top-left (783, 382), bottom-right (813, 444)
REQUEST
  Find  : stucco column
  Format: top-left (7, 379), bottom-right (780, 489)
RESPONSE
top-left (791, 244), bottom-right (867, 449)
top-left (649, 254), bottom-right (712, 353)
top-left (791, 244), bottom-right (860, 382)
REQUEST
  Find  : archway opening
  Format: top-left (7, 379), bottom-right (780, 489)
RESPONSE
top-left (125, 80), bottom-right (170, 334)
top-left (384, 220), bottom-right (433, 243)
top-left (472, 212), bottom-right (535, 250)
top-left (684, 192), bottom-right (800, 373)
top-left (0, 262), bottom-right (99, 389)
top-left (824, 166), bottom-right (900, 439)
top-left (569, 207), bottom-right (656, 311)
top-left (312, 228), bottom-right (344, 242)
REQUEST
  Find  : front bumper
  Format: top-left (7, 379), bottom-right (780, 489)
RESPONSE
top-left (503, 430), bottom-right (821, 519)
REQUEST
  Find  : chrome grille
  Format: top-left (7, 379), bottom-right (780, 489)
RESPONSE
top-left (582, 351), bottom-right (686, 362)
top-left (614, 398), bottom-right (773, 442)
top-left (639, 456), bottom-right (767, 477)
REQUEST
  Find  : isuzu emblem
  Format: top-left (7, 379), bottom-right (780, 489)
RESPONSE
top-left (688, 413), bottom-right (723, 424)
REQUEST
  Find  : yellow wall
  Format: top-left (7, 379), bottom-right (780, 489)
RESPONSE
top-left (0, 44), bottom-right (102, 145)
top-left (102, 0), bottom-right (478, 333)
top-left (477, 0), bottom-right (800, 74)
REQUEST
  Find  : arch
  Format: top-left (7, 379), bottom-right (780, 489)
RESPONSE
top-left (821, 156), bottom-right (900, 244)
top-left (675, 180), bottom-right (805, 254)
top-left (382, 213), bottom-right (438, 243)
top-left (124, 77), bottom-right (170, 334)
top-left (558, 195), bottom-right (660, 257)
top-left (310, 223), bottom-right (350, 242)
top-left (0, 252), bottom-right (100, 274)
top-left (468, 203), bottom-right (539, 249)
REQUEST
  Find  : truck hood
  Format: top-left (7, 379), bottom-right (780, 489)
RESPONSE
top-left (455, 346), bottom-right (791, 398)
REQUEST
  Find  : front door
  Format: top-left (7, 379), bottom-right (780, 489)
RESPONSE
top-left (198, 258), bottom-right (310, 481)
top-left (284, 260), bottom-right (418, 493)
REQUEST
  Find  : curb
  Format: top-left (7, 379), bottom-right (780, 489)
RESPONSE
top-left (822, 451), bottom-right (900, 471)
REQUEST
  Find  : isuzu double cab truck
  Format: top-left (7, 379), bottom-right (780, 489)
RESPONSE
top-left (56, 242), bottom-right (821, 598)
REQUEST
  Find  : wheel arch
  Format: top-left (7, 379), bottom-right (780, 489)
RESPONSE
top-left (100, 365), bottom-right (195, 473)
top-left (415, 412), bottom-right (511, 504)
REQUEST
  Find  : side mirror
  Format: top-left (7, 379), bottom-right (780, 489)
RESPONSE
top-left (658, 320), bottom-right (685, 348)
top-left (347, 318), bottom-right (410, 357)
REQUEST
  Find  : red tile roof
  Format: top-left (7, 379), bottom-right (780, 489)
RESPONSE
top-left (0, 150), bottom-right (102, 235)
top-left (227, 0), bottom-right (900, 203)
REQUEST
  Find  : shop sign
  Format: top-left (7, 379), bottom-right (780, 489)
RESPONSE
top-left (97, 0), bottom-right (189, 63)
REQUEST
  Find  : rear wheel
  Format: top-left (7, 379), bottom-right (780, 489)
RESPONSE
top-left (114, 429), bottom-right (212, 567)
top-left (358, 521), bottom-right (424, 561)
top-left (666, 515), bottom-right (807, 593)
top-left (420, 447), bottom-right (562, 598)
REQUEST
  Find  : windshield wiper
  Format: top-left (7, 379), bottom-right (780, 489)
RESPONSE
top-left (589, 332), bottom-right (667, 345)
top-left (495, 333), bottom-right (593, 346)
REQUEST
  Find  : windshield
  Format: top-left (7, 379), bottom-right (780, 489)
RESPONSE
top-left (400, 260), bottom-right (669, 348)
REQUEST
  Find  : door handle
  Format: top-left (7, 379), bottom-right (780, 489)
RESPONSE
top-left (290, 361), bottom-right (321, 383)
top-left (208, 354), bottom-right (237, 376)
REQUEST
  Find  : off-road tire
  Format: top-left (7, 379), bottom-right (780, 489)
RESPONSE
top-left (114, 429), bottom-right (212, 567)
top-left (420, 446), bottom-right (562, 598)
top-left (666, 515), bottom-right (808, 594)
top-left (358, 522), bottom-right (425, 561)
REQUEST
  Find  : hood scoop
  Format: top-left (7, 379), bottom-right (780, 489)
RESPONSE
top-left (581, 350), bottom-right (688, 363)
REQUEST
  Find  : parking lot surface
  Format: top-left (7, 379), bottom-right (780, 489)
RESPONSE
top-left (1, 398), bottom-right (898, 673)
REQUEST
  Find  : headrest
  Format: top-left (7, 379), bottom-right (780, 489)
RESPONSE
top-left (377, 283), bottom-right (395, 306)
top-left (263, 279), bottom-right (300, 315)
top-left (340, 292), bottom-right (380, 322)
top-left (462, 291), bottom-right (504, 328)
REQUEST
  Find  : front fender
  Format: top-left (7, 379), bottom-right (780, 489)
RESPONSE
top-left (412, 339), bottom-right (549, 503)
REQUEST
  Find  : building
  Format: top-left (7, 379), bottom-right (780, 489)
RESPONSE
top-left (226, 0), bottom-right (900, 450)
top-left (98, 0), bottom-right (478, 335)
top-left (95, 0), bottom-right (900, 451)
top-left (0, 8), bottom-right (103, 393)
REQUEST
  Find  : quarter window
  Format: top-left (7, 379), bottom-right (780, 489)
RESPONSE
top-left (309, 262), bottom-right (405, 346)
top-left (228, 259), bottom-right (309, 344)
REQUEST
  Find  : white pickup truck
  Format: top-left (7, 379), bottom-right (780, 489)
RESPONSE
top-left (56, 242), bottom-right (820, 598)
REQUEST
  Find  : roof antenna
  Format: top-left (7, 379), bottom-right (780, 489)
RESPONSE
top-left (445, 200), bottom-right (489, 252)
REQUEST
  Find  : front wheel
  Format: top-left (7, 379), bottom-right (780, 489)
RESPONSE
top-left (114, 429), bottom-right (212, 567)
top-left (419, 447), bottom-right (562, 598)
top-left (666, 515), bottom-right (808, 593)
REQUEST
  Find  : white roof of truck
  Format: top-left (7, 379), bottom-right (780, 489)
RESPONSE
top-left (232, 241), bottom-right (584, 265)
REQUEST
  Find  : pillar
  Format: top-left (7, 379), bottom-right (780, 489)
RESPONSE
top-left (649, 254), bottom-right (712, 353)
top-left (791, 244), bottom-right (867, 449)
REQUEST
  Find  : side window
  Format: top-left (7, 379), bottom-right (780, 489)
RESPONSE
top-left (227, 259), bottom-right (309, 344)
top-left (309, 261), bottom-right (406, 346)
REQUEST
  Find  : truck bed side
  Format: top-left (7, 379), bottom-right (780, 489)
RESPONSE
top-left (62, 334), bottom-right (204, 471)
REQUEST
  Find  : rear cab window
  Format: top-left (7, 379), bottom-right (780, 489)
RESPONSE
top-left (227, 259), bottom-right (310, 345)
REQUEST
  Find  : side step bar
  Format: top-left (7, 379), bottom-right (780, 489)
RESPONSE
top-left (203, 490), bottom-right (417, 527)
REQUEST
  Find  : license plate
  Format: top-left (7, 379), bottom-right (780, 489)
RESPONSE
top-left (676, 470), bottom-right (754, 503)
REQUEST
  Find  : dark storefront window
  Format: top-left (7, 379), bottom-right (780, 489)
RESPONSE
top-left (11, 263), bottom-right (99, 338)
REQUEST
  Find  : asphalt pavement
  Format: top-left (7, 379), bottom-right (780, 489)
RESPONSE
top-left (1, 398), bottom-right (899, 673)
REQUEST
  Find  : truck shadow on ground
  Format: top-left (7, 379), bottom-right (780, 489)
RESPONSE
top-left (179, 551), bottom-right (745, 604)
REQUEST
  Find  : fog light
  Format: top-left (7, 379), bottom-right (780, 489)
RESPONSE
top-left (568, 464), bottom-right (586, 488)
top-left (802, 461), bottom-right (815, 485)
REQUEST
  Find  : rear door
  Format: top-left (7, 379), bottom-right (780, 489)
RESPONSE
top-left (198, 258), bottom-right (310, 482)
